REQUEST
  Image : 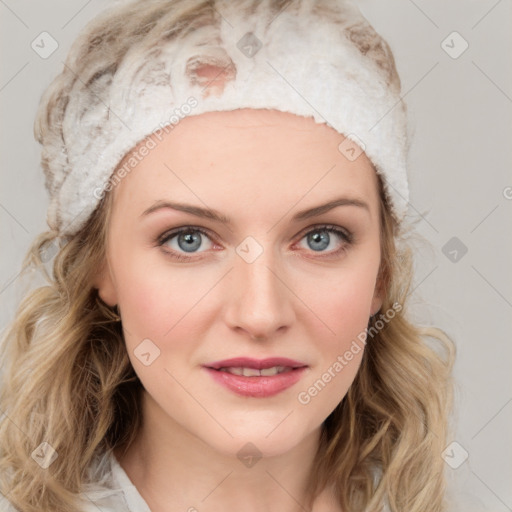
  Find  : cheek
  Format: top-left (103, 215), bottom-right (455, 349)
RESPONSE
top-left (301, 259), bottom-right (379, 341)
top-left (111, 247), bottom-right (202, 340)
top-left (294, 252), bottom-right (379, 405)
top-left (296, 266), bottom-right (375, 414)
top-left (112, 249), bottom-right (226, 367)
top-left (113, 258), bottom-right (213, 398)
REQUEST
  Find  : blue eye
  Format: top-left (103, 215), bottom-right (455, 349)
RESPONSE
top-left (158, 227), bottom-right (213, 257)
top-left (157, 224), bottom-right (352, 262)
top-left (174, 231), bottom-right (204, 252)
top-left (298, 225), bottom-right (352, 254)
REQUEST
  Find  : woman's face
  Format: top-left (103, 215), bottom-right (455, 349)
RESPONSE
top-left (96, 108), bottom-right (383, 458)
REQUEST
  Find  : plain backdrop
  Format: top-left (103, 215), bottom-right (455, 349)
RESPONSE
top-left (1, 0), bottom-right (511, 510)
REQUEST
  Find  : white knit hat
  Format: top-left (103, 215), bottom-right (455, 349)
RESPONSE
top-left (36, 0), bottom-right (409, 236)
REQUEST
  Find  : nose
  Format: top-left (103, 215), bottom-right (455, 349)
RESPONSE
top-left (223, 246), bottom-right (295, 340)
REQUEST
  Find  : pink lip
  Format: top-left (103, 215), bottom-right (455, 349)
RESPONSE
top-left (202, 357), bottom-right (309, 398)
top-left (203, 367), bottom-right (308, 398)
top-left (205, 357), bottom-right (307, 370)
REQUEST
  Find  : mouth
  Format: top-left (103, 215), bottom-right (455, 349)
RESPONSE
top-left (203, 357), bottom-right (309, 398)
top-left (205, 356), bottom-right (308, 372)
top-left (215, 366), bottom-right (295, 377)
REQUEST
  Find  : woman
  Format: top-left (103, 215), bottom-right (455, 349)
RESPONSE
top-left (0, 1), bottom-right (455, 511)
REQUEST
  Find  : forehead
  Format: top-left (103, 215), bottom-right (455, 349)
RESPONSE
top-left (112, 109), bottom-right (380, 219)
top-left (121, 108), bottom-right (373, 163)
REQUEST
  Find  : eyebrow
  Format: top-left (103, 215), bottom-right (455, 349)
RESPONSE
top-left (140, 196), bottom-right (370, 224)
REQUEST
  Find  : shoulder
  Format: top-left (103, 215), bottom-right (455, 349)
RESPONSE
top-left (78, 450), bottom-right (135, 511)
top-left (0, 451), bottom-right (141, 512)
top-left (1, 451), bottom-right (149, 512)
top-left (80, 450), bottom-right (151, 512)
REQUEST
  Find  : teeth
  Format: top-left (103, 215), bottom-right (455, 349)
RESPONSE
top-left (242, 367), bottom-right (261, 377)
top-left (218, 366), bottom-right (291, 377)
top-left (218, 367), bottom-right (244, 376)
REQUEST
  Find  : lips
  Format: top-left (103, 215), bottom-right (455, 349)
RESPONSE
top-left (203, 357), bottom-right (309, 398)
top-left (205, 357), bottom-right (308, 371)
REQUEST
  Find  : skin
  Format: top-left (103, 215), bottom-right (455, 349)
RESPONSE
top-left (95, 108), bottom-right (383, 512)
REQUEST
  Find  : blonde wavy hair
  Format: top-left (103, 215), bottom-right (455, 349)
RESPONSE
top-left (0, 1), bottom-right (455, 511)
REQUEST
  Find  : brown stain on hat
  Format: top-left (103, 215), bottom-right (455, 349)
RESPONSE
top-left (186, 55), bottom-right (237, 98)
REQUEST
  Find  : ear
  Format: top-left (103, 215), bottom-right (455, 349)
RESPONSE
top-left (370, 272), bottom-right (385, 316)
top-left (93, 259), bottom-right (118, 307)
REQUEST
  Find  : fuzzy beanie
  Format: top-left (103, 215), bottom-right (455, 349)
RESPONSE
top-left (34, 0), bottom-right (410, 236)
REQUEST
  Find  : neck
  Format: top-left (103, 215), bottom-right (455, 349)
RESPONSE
top-left (114, 390), bottom-right (332, 512)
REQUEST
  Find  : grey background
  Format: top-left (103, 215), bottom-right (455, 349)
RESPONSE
top-left (1, 0), bottom-right (511, 509)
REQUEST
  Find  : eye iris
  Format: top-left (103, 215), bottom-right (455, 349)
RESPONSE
top-left (308, 230), bottom-right (330, 251)
top-left (178, 231), bottom-right (202, 252)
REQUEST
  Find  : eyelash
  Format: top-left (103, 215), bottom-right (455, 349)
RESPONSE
top-left (156, 224), bottom-right (353, 262)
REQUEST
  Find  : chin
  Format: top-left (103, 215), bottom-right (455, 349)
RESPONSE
top-left (200, 420), bottom-right (313, 460)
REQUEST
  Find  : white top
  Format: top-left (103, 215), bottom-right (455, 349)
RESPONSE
top-left (0, 451), bottom-right (151, 512)
top-left (0, 450), bottom-right (486, 511)
top-left (78, 451), bottom-right (152, 512)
